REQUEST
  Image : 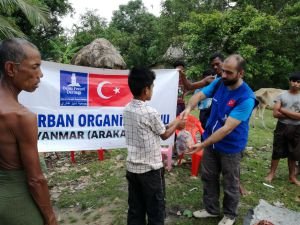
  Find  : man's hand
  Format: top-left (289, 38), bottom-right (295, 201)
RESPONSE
top-left (203, 75), bottom-right (215, 85)
top-left (185, 143), bottom-right (204, 155)
top-left (180, 108), bottom-right (190, 121)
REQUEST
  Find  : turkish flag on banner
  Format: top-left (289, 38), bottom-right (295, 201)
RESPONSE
top-left (88, 74), bottom-right (132, 106)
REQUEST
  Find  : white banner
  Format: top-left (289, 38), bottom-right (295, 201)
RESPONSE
top-left (19, 61), bottom-right (179, 152)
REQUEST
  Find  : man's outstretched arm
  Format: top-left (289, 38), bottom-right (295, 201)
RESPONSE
top-left (180, 91), bottom-right (207, 120)
top-left (180, 70), bottom-right (214, 90)
top-left (187, 117), bottom-right (241, 154)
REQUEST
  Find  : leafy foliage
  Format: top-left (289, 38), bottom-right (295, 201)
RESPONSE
top-left (49, 37), bottom-right (80, 64)
top-left (180, 4), bottom-right (299, 89)
top-left (0, 0), bottom-right (50, 39)
top-left (21, 0), bottom-right (73, 59)
top-left (71, 10), bottom-right (108, 50)
top-left (109, 0), bottom-right (161, 67)
top-left (0, 0), bottom-right (72, 60)
top-left (2, 0), bottom-right (298, 89)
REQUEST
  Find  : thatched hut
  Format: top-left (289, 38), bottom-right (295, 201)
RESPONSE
top-left (71, 38), bottom-right (126, 69)
top-left (162, 45), bottom-right (185, 63)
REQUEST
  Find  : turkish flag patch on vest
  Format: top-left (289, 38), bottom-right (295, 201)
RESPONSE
top-left (227, 99), bottom-right (236, 107)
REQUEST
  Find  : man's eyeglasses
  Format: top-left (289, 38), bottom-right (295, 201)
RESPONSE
top-left (289, 79), bottom-right (300, 83)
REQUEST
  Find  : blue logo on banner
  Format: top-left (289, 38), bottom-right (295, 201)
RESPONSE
top-left (60, 70), bottom-right (88, 106)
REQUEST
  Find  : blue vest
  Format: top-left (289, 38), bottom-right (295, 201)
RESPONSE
top-left (203, 82), bottom-right (257, 154)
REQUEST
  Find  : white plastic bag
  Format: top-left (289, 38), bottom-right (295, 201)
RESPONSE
top-left (176, 130), bottom-right (194, 155)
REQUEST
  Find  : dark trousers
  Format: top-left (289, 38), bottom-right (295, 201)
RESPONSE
top-left (126, 168), bottom-right (165, 225)
top-left (199, 108), bottom-right (210, 129)
top-left (176, 103), bottom-right (185, 116)
top-left (201, 146), bottom-right (241, 219)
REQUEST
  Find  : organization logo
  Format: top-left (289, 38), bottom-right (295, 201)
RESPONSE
top-left (60, 70), bottom-right (88, 106)
top-left (227, 99), bottom-right (236, 107)
top-left (68, 73), bottom-right (81, 87)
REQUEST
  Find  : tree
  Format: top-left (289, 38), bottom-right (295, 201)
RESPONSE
top-left (201, 0), bottom-right (235, 11)
top-left (235, 0), bottom-right (299, 14)
top-left (109, 0), bottom-right (161, 67)
top-left (0, 0), bottom-right (49, 39)
top-left (279, 2), bottom-right (300, 73)
top-left (71, 10), bottom-right (108, 50)
top-left (19, 0), bottom-right (73, 59)
top-left (0, 0), bottom-right (73, 60)
top-left (49, 37), bottom-right (80, 64)
top-left (180, 5), bottom-right (287, 89)
top-left (49, 9), bottom-right (107, 63)
top-left (159, 0), bottom-right (202, 50)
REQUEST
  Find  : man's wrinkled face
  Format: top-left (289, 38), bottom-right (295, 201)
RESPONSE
top-left (11, 45), bottom-right (43, 92)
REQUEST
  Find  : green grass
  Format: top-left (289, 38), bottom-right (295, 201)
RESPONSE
top-left (50, 109), bottom-right (300, 225)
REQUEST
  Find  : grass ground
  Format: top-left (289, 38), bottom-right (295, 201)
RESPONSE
top-left (48, 109), bottom-right (300, 225)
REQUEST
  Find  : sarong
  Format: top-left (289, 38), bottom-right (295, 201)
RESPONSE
top-left (0, 170), bottom-right (43, 225)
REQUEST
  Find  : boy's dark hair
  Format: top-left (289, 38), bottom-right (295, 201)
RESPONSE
top-left (173, 61), bottom-right (185, 68)
top-left (202, 69), bottom-right (214, 78)
top-left (289, 71), bottom-right (300, 81)
top-left (128, 67), bottom-right (156, 97)
top-left (209, 52), bottom-right (224, 62)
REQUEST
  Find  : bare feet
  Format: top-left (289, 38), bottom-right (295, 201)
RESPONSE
top-left (289, 177), bottom-right (300, 186)
top-left (265, 173), bottom-right (275, 182)
top-left (295, 166), bottom-right (299, 175)
top-left (239, 185), bottom-right (249, 196)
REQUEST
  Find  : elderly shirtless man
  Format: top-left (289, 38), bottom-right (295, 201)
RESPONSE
top-left (0, 39), bottom-right (58, 225)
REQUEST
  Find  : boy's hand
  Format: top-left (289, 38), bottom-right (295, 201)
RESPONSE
top-left (276, 111), bottom-right (286, 118)
top-left (278, 108), bottom-right (288, 117)
top-left (177, 119), bottom-right (186, 130)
